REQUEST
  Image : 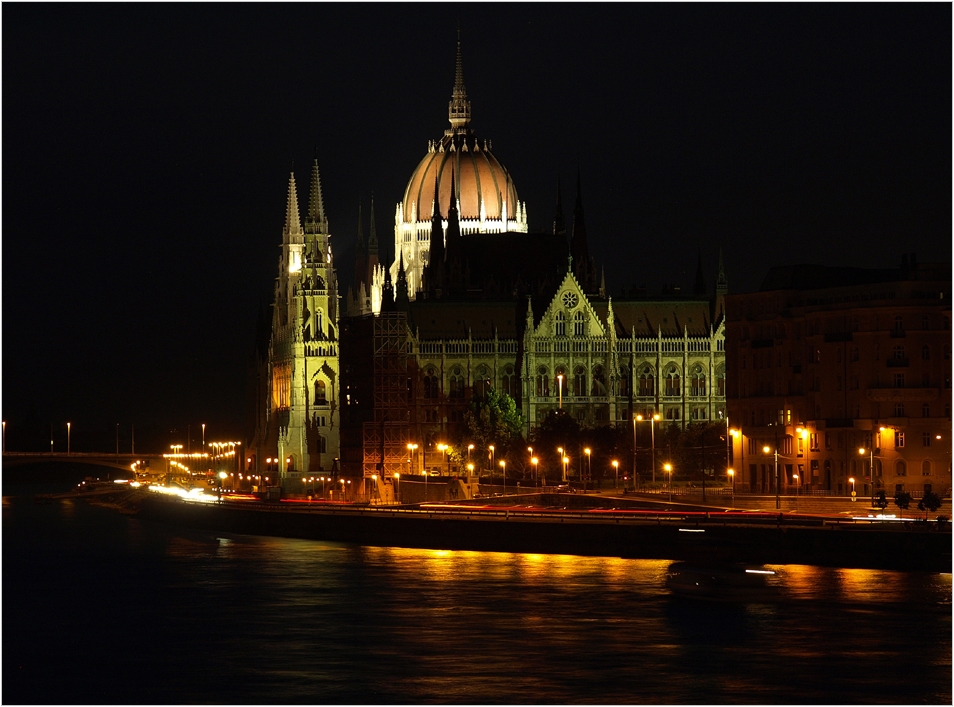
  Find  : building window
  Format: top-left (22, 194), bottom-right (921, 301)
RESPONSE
top-left (691, 369), bottom-right (706, 396)
top-left (573, 311), bottom-right (585, 337)
top-left (536, 367), bottom-right (549, 397)
top-left (893, 345), bottom-right (905, 359)
top-left (573, 366), bottom-right (586, 397)
top-left (922, 403), bottom-right (930, 417)
top-left (318, 436), bottom-right (327, 454)
top-left (502, 365), bottom-right (515, 398)
top-left (782, 437), bottom-right (793, 456)
top-left (894, 402), bottom-right (905, 417)
top-left (665, 368), bottom-right (681, 396)
top-left (423, 369), bottom-right (439, 399)
top-left (666, 407), bottom-right (681, 420)
top-left (591, 365), bottom-right (607, 396)
top-left (922, 432), bottom-right (931, 447)
top-left (618, 366), bottom-right (630, 397)
top-left (717, 374), bottom-right (725, 397)
top-left (449, 367), bottom-right (465, 399)
top-left (894, 431), bottom-right (905, 448)
top-left (825, 432), bottom-right (832, 449)
top-left (922, 345), bottom-right (930, 360)
top-left (314, 380), bottom-right (327, 404)
top-left (894, 373), bottom-right (905, 388)
top-left (896, 460), bottom-right (907, 476)
top-left (555, 312), bottom-right (566, 337)
top-left (922, 460), bottom-right (932, 476)
top-left (809, 433), bottom-right (819, 452)
top-left (639, 368), bottom-right (654, 396)
top-left (894, 315), bottom-right (903, 331)
top-left (474, 366), bottom-right (491, 399)
top-left (850, 347), bottom-right (859, 362)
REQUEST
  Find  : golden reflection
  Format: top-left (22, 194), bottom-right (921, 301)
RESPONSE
top-left (836, 567), bottom-right (904, 603)
top-left (779, 564), bottom-right (827, 599)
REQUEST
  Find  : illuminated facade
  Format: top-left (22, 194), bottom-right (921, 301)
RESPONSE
top-left (725, 257), bottom-right (952, 498)
top-left (249, 160), bottom-right (340, 489)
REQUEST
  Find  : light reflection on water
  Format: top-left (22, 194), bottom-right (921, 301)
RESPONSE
top-left (3, 485), bottom-right (951, 704)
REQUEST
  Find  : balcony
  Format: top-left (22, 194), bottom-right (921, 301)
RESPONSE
top-left (889, 329), bottom-right (906, 338)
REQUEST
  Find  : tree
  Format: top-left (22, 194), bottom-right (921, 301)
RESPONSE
top-left (460, 388), bottom-right (524, 473)
top-left (874, 490), bottom-right (889, 514)
top-left (917, 490), bottom-right (942, 520)
top-left (893, 490), bottom-right (913, 520)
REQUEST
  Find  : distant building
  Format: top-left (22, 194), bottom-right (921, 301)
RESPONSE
top-left (725, 256), bottom-right (952, 499)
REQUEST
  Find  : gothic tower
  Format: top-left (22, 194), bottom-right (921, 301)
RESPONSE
top-left (254, 159), bottom-right (340, 490)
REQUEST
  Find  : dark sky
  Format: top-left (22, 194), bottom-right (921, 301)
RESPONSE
top-left (3, 4), bottom-right (950, 452)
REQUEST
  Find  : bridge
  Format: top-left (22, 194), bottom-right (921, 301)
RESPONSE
top-left (2, 452), bottom-right (166, 472)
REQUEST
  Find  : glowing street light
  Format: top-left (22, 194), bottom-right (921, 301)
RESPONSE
top-left (848, 476), bottom-right (856, 501)
top-left (499, 459), bottom-right (507, 495)
top-left (727, 468), bottom-right (735, 507)
top-left (67, 422), bottom-right (71, 456)
top-left (394, 472), bottom-right (401, 504)
top-left (531, 456), bottom-right (539, 486)
top-left (557, 373), bottom-right (564, 409)
top-left (859, 446), bottom-right (875, 508)
top-left (488, 445), bottom-right (495, 473)
top-left (635, 413), bottom-right (661, 486)
top-left (612, 459), bottom-right (619, 490)
top-left (437, 443), bottom-right (448, 476)
top-left (562, 455), bottom-right (570, 483)
top-left (664, 462), bottom-right (673, 503)
top-left (764, 444), bottom-right (780, 510)
top-left (583, 447), bottom-right (591, 492)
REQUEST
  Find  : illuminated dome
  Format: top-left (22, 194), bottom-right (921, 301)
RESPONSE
top-left (392, 38), bottom-right (528, 298)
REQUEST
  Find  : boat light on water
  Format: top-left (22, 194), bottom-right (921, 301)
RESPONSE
top-left (666, 561), bottom-right (781, 602)
top-left (678, 528), bottom-right (705, 533)
top-left (744, 569), bottom-right (775, 575)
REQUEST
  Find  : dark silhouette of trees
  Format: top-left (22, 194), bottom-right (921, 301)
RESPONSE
top-left (893, 490), bottom-right (913, 520)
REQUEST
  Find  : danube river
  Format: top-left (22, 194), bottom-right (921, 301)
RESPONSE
top-left (4, 468), bottom-right (951, 704)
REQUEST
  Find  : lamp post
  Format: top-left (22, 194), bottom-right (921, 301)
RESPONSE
top-left (489, 445), bottom-right (495, 474)
top-left (849, 476), bottom-right (856, 501)
top-left (792, 473), bottom-right (798, 508)
top-left (531, 457), bottom-right (539, 486)
top-left (562, 455), bottom-right (569, 483)
top-left (499, 459), bottom-right (506, 495)
top-left (636, 413), bottom-right (661, 486)
top-left (859, 446), bottom-right (874, 508)
top-left (727, 468), bottom-right (735, 507)
top-left (730, 427), bottom-right (742, 491)
top-left (437, 443), bottom-right (447, 476)
top-left (67, 422), bottom-right (71, 456)
top-left (664, 462), bottom-right (673, 503)
top-left (764, 444), bottom-right (780, 510)
top-left (583, 447), bottom-right (591, 493)
top-left (371, 474), bottom-right (378, 504)
top-left (557, 373), bottom-right (564, 409)
top-left (394, 472), bottom-right (400, 504)
top-left (612, 460), bottom-right (619, 490)
top-left (2, 420), bottom-right (5, 453)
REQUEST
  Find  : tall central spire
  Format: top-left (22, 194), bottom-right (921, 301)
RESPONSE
top-left (448, 29), bottom-right (471, 132)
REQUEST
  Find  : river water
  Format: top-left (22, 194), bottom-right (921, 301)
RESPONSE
top-left (3, 471), bottom-right (951, 704)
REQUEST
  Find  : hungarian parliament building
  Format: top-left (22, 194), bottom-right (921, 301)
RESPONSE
top-left (248, 40), bottom-right (728, 484)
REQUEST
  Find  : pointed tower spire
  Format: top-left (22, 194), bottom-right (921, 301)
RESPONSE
top-left (716, 248), bottom-right (728, 294)
top-left (368, 193), bottom-right (379, 258)
top-left (285, 172), bottom-right (302, 237)
top-left (381, 261), bottom-right (395, 312)
top-left (396, 250), bottom-right (410, 309)
top-left (426, 171), bottom-right (446, 294)
top-left (447, 29), bottom-right (472, 132)
top-left (444, 165), bottom-right (462, 258)
top-left (306, 156), bottom-right (327, 233)
top-left (599, 267), bottom-right (606, 299)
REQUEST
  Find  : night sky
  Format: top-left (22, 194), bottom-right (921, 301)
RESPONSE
top-left (3, 4), bottom-right (950, 452)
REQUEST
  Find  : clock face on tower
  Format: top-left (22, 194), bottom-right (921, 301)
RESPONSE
top-left (562, 291), bottom-right (579, 309)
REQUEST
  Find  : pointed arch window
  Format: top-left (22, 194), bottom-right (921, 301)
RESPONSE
top-left (474, 365), bottom-right (491, 399)
top-left (555, 312), bottom-right (566, 337)
top-left (573, 311), bottom-right (585, 337)
top-left (573, 366), bottom-right (587, 397)
top-left (502, 365), bottom-right (516, 398)
top-left (423, 367), bottom-right (439, 399)
top-left (922, 460), bottom-right (932, 476)
top-left (314, 379), bottom-right (327, 405)
top-left (618, 365), bottom-right (630, 397)
top-left (638, 367), bottom-right (654, 397)
top-left (449, 366), bottom-right (465, 399)
top-left (536, 366), bottom-right (550, 397)
top-left (665, 367), bottom-right (681, 396)
top-left (591, 365), bottom-right (607, 396)
top-left (691, 367), bottom-right (706, 396)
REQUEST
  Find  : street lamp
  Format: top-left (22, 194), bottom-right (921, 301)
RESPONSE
top-left (636, 413), bottom-right (661, 486)
top-left (499, 459), bottom-right (506, 495)
top-left (764, 444), bottom-right (780, 510)
top-left (394, 472), bottom-right (400, 504)
top-left (849, 476), bottom-right (856, 501)
top-left (583, 447), bottom-right (591, 493)
top-left (437, 443), bottom-right (447, 476)
top-left (562, 455), bottom-right (569, 483)
top-left (727, 468), bottom-right (735, 507)
top-left (859, 446), bottom-right (875, 508)
top-left (67, 422), bottom-right (71, 455)
top-left (489, 445), bottom-right (495, 474)
top-left (531, 457), bottom-right (539, 486)
top-left (612, 460), bottom-right (619, 490)
top-left (557, 373), bottom-right (564, 409)
top-left (664, 462), bottom-right (673, 503)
